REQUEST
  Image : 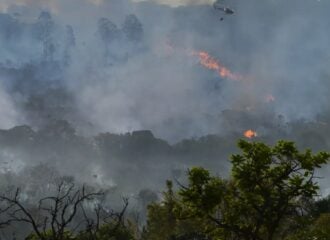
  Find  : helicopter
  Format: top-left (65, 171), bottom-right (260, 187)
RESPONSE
top-left (213, 0), bottom-right (235, 21)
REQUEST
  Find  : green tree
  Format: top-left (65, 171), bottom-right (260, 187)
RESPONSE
top-left (287, 213), bottom-right (330, 240)
top-left (142, 181), bottom-right (177, 240)
top-left (26, 230), bottom-right (75, 240)
top-left (312, 195), bottom-right (330, 217)
top-left (77, 222), bottom-right (135, 240)
top-left (309, 213), bottom-right (330, 239)
top-left (142, 181), bottom-right (212, 240)
top-left (178, 140), bottom-right (330, 240)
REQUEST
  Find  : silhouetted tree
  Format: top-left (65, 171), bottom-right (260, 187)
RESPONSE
top-left (122, 14), bottom-right (143, 43)
top-left (0, 181), bottom-right (103, 240)
top-left (98, 18), bottom-right (121, 44)
top-left (34, 11), bottom-right (56, 61)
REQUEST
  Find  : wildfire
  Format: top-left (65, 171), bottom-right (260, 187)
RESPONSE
top-left (161, 39), bottom-right (243, 81)
top-left (244, 130), bottom-right (258, 139)
top-left (192, 51), bottom-right (242, 81)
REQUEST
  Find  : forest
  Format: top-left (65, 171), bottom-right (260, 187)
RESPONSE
top-left (0, 0), bottom-right (330, 239)
top-left (0, 139), bottom-right (329, 239)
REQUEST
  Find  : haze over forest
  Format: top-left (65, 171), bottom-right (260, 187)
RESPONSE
top-left (0, 0), bottom-right (330, 220)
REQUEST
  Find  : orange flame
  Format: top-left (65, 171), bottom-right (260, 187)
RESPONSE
top-left (244, 130), bottom-right (257, 138)
top-left (192, 51), bottom-right (242, 81)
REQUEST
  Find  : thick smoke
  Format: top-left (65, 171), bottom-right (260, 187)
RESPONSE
top-left (0, 0), bottom-right (329, 140)
top-left (0, 90), bottom-right (20, 129)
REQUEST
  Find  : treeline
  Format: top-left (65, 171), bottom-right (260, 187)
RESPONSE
top-left (0, 121), bottom-right (236, 191)
top-left (0, 140), bottom-right (330, 239)
top-left (0, 121), bottom-right (235, 162)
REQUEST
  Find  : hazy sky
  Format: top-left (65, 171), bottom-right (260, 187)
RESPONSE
top-left (133, 0), bottom-right (213, 7)
top-left (0, 0), bottom-right (213, 12)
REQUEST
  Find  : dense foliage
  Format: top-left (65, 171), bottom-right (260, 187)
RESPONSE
top-left (0, 139), bottom-right (330, 240)
top-left (143, 140), bottom-right (330, 240)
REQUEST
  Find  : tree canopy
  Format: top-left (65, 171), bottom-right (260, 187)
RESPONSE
top-left (144, 139), bottom-right (330, 240)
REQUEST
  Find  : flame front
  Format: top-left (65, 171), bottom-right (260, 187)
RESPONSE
top-left (192, 51), bottom-right (242, 81)
top-left (244, 130), bottom-right (257, 138)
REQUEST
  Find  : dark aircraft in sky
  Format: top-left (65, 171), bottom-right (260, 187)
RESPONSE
top-left (215, 6), bottom-right (234, 15)
top-left (213, 0), bottom-right (235, 20)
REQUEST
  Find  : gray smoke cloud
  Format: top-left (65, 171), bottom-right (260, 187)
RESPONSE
top-left (0, 0), bottom-right (328, 141)
top-left (0, 84), bottom-right (21, 128)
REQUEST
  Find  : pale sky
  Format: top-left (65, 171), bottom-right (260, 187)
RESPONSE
top-left (0, 0), bottom-right (213, 11)
top-left (132, 0), bottom-right (213, 7)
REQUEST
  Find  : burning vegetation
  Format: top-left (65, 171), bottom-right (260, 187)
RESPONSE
top-left (192, 50), bottom-right (242, 81)
top-left (244, 129), bottom-right (258, 138)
